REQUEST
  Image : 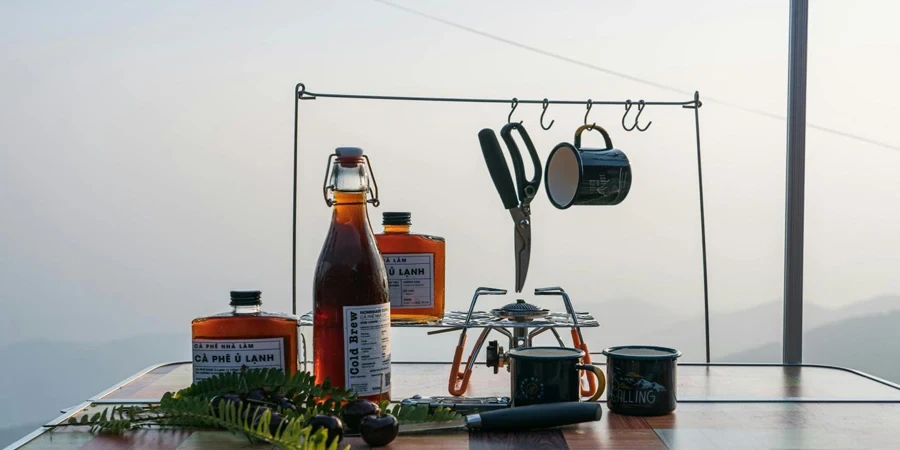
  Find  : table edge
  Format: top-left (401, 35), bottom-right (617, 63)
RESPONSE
top-left (6, 361), bottom-right (900, 450)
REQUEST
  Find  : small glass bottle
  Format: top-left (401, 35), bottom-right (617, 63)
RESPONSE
top-left (191, 290), bottom-right (299, 383)
top-left (313, 147), bottom-right (391, 403)
top-left (375, 212), bottom-right (446, 323)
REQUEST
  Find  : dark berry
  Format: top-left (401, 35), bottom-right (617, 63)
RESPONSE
top-left (360, 413), bottom-right (399, 447)
top-left (245, 405), bottom-right (270, 425)
top-left (272, 395), bottom-right (298, 413)
top-left (307, 414), bottom-right (343, 447)
top-left (341, 399), bottom-right (380, 430)
top-left (246, 388), bottom-right (267, 402)
top-left (210, 393), bottom-right (242, 416)
top-left (268, 412), bottom-right (289, 436)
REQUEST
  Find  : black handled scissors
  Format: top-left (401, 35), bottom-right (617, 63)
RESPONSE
top-left (478, 122), bottom-right (542, 293)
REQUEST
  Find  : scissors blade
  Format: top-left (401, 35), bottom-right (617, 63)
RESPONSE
top-left (510, 208), bottom-right (531, 293)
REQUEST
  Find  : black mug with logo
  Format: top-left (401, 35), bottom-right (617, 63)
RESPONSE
top-left (602, 346), bottom-right (681, 416)
top-left (507, 346), bottom-right (605, 407)
top-left (545, 124), bottom-right (632, 209)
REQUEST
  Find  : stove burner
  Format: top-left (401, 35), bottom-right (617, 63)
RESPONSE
top-left (490, 299), bottom-right (550, 321)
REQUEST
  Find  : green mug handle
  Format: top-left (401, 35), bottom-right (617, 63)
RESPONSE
top-left (575, 364), bottom-right (606, 402)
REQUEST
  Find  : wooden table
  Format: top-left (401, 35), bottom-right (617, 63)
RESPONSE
top-left (10, 360), bottom-right (900, 449)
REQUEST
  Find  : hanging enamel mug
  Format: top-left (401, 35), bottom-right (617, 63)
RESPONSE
top-left (544, 125), bottom-right (632, 209)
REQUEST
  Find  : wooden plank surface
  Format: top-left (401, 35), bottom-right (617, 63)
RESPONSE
top-left (23, 405), bottom-right (900, 450)
top-left (16, 362), bottom-right (900, 450)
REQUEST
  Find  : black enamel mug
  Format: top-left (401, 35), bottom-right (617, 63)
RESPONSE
top-left (507, 346), bottom-right (605, 407)
top-left (602, 346), bottom-right (681, 416)
top-left (545, 124), bottom-right (632, 209)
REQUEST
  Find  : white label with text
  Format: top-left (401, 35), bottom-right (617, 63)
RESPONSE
top-left (384, 253), bottom-right (434, 308)
top-left (343, 303), bottom-right (391, 396)
top-left (192, 338), bottom-right (284, 383)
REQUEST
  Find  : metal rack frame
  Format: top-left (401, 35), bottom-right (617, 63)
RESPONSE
top-left (291, 83), bottom-right (712, 362)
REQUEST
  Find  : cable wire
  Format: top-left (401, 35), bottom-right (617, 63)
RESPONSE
top-left (372, 0), bottom-right (900, 152)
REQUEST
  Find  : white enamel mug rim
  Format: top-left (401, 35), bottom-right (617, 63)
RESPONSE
top-left (545, 142), bottom-right (583, 209)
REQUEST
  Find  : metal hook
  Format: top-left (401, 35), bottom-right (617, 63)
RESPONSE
top-left (622, 99), bottom-right (652, 132)
top-left (622, 100), bottom-right (636, 131)
top-left (634, 100), bottom-right (652, 131)
top-left (296, 82), bottom-right (316, 100)
top-left (508, 98), bottom-right (522, 124)
top-left (584, 99), bottom-right (596, 129)
top-left (540, 98), bottom-right (554, 130)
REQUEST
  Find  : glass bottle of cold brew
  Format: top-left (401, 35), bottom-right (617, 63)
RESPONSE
top-left (375, 212), bottom-right (446, 323)
top-left (313, 147), bottom-right (391, 403)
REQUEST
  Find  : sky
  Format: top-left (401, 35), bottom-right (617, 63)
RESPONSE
top-left (1, 0), bottom-right (899, 353)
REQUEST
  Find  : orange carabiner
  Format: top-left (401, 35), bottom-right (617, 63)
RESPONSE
top-left (571, 329), bottom-right (598, 397)
top-left (448, 338), bottom-right (472, 396)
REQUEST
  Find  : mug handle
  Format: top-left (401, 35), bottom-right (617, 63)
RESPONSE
top-left (574, 124), bottom-right (614, 150)
top-left (570, 329), bottom-right (597, 397)
top-left (575, 364), bottom-right (606, 402)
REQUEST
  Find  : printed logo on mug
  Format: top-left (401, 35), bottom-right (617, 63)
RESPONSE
top-left (545, 125), bottom-right (632, 209)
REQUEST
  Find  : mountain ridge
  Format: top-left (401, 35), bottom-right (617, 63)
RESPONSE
top-left (632, 295), bottom-right (900, 361)
top-left (724, 309), bottom-right (900, 384)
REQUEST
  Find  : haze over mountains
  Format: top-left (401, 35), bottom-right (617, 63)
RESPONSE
top-left (0, 334), bottom-right (190, 446)
top-left (725, 309), bottom-right (900, 382)
top-left (627, 294), bottom-right (900, 362)
top-left (2, 295), bottom-right (898, 447)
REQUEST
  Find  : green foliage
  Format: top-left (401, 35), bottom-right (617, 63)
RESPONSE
top-left (54, 368), bottom-right (460, 450)
top-left (58, 369), bottom-right (357, 450)
top-left (155, 394), bottom-right (343, 450)
top-left (66, 405), bottom-right (150, 434)
top-left (173, 368), bottom-right (356, 420)
top-left (384, 402), bottom-right (462, 424)
top-left (373, 399), bottom-right (462, 425)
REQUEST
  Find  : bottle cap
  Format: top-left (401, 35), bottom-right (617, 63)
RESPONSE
top-left (335, 147), bottom-right (364, 159)
top-left (383, 212), bottom-right (412, 226)
top-left (230, 290), bottom-right (262, 306)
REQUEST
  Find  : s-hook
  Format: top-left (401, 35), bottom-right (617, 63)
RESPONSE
top-left (540, 98), bottom-right (555, 130)
top-left (508, 98), bottom-right (522, 124)
top-left (584, 99), bottom-right (596, 130)
top-left (622, 99), bottom-right (652, 132)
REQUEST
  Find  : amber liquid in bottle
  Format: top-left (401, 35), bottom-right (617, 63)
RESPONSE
top-left (375, 213), bottom-right (445, 323)
top-left (191, 291), bottom-right (298, 383)
top-left (313, 149), bottom-right (391, 403)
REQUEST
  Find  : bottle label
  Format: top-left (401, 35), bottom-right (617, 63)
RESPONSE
top-left (343, 303), bottom-right (391, 396)
top-left (383, 253), bottom-right (434, 308)
top-left (191, 338), bottom-right (285, 383)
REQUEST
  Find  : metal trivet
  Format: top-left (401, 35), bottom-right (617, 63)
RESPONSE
top-left (298, 306), bottom-right (599, 330)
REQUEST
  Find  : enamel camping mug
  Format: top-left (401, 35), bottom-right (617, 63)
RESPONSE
top-left (602, 346), bottom-right (681, 416)
top-left (544, 125), bottom-right (632, 209)
top-left (507, 346), bottom-right (605, 407)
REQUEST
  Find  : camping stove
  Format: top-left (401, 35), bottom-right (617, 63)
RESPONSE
top-left (298, 286), bottom-right (600, 398)
top-left (429, 286), bottom-right (600, 397)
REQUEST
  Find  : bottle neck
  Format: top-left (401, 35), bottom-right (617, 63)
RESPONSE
top-left (331, 159), bottom-right (373, 223)
top-left (233, 304), bottom-right (261, 314)
top-left (331, 159), bottom-right (369, 197)
top-left (383, 224), bottom-right (411, 234)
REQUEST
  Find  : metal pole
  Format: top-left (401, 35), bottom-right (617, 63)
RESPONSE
top-left (292, 83), bottom-right (301, 315)
top-left (689, 91), bottom-right (711, 364)
top-left (783, 0), bottom-right (809, 364)
top-left (297, 89), bottom-right (698, 107)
